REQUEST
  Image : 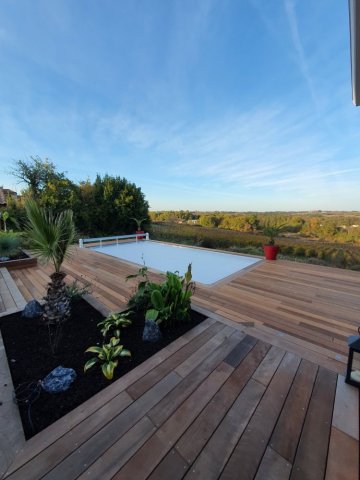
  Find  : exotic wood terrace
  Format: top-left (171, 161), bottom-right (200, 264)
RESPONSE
top-left (0, 246), bottom-right (359, 479)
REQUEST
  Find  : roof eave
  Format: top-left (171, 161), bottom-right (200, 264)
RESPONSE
top-left (349, 0), bottom-right (360, 105)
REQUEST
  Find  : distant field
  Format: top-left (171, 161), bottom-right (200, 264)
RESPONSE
top-left (150, 223), bottom-right (360, 270)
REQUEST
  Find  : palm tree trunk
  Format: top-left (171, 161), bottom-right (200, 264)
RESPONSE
top-left (43, 271), bottom-right (71, 324)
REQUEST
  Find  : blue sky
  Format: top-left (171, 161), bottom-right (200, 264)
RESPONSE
top-left (0, 0), bottom-right (358, 211)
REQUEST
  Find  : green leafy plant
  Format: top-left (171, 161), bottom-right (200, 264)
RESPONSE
top-left (84, 336), bottom-right (131, 380)
top-left (65, 280), bottom-right (92, 303)
top-left (127, 262), bottom-right (195, 328)
top-left (262, 224), bottom-right (286, 246)
top-left (0, 232), bottom-right (21, 258)
top-left (126, 264), bottom-right (153, 311)
top-left (145, 264), bottom-right (195, 327)
top-left (97, 311), bottom-right (133, 338)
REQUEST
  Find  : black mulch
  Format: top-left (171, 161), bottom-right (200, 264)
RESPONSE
top-left (0, 299), bottom-right (206, 439)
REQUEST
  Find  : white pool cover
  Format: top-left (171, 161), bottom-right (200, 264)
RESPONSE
top-left (92, 241), bottom-right (261, 285)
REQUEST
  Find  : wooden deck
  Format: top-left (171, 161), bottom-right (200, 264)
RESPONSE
top-left (0, 268), bottom-right (26, 317)
top-left (9, 246), bottom-right (360, 373)
top-left (1, 246), bottom-right (359, 479)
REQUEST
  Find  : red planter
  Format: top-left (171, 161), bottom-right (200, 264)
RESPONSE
top-left (136, 230), bottom-right (145, 240)
top-left (263, 245), bottom-right (279, 261)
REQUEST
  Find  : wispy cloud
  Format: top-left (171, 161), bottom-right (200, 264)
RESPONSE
top-left (94, 102), bottom-right (359, 204)
top-left (283, 0), bottom-right (320, 110)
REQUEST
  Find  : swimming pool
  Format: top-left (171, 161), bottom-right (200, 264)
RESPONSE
top-left (91, 241), bottom-right (261, 285)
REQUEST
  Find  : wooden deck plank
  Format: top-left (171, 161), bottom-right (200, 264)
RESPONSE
top-left (252, 345), bottom-right (286, 386)
top-left (147, 331), bottom-right (243, 427)
top-left (175, 341), bottom-right (271, 466)
top-left (183, 379), bottom-right (266, 480)
top-left (147, 448), bottom-right (188, 480)
top-left (173, 325), bottom-right (239, 378)
top-left (219, 352), bottom-right (301, 480)
top-left (325, 427), bottom-right (359, 480)
top-left (254, 446), bottom-right (292, 480)
top-left (126, 321), bottom-right (226, 400)
top-left (114, 361), bottom-right (237, 479)
top-left (290, 367), bottom-right (338, 480)
top-left (0, 268), bottom-right (26, 309)
top-left (270, 359), bottom-right (318, 463)
top-left (76, 416), bottom-right (156, 480)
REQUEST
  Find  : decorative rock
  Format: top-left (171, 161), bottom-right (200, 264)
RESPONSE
top-left (22, 300), bottom-right (43, 318)
top-left (41, 366), bottom-right (77, 393)
top-left (142, 319), bottom-right (162, 342)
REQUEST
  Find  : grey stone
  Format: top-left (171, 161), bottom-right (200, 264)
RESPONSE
top-left (41, 366), bottom-right (77, 393)
top-left (22, 300), bottom-right (43, 318)
top-left (0, 257), bottom-right (10, 262)
top-left (142, 319), bottom-right (162, 342)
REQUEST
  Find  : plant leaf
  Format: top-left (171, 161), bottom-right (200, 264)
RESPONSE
top-left (145, 309), bottom-right (159, 321)
top-left (85, 346), bottom-right (103, 354)
top-left (120, 349), bottom-right (131, 357)
top-left (84, 357), bottom-right (98, 372)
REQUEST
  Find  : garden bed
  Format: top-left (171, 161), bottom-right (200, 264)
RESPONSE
top-left (0, 298), bottom-right (206, 439)
top-left (0, 251), bottom-right (37, 269)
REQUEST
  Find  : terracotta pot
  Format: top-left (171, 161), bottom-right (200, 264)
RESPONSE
top-left (263, 245), bottom-right (279, 261)
top-left (136, 230), bottom-right (145, 240)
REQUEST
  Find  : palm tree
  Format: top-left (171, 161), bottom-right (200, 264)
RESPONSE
top-left (131, 217), bottom-right (147, 230)
top-left (25, 200), bottom-right (76, 325)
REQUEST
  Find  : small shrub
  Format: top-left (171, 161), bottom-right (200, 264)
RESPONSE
top-left (65, 280), bottom-right (92, 303)
top-left (238, 246), bottom-right (263, 256)
top-left (84, 336), bottom-right (131, 380)
top-left (126, 265), bottom-right (152, 311)
top-left (197, 238), bottom-right (215, 249)
top-left (306, 258), bottom-right (328, 266)
top-left (280, 245), bottom-right (294, 255)
top-left (0, 232), bottom-right (21, 258)
top-left (97, 311), bottom-right (133, 338)
top-left (317, 250), bottom-right (326, 260)
top-left (127, 263), bottom-right (195, 328)
top-left (145, 264), bottom-right (195, 328)
top-left (294, 246), bottom-right (305, 256)
top-left (332, 249), bottom-right (346, 268)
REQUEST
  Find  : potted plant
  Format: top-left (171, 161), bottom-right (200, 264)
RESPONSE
top-left (131, 217), bottom-right (147, 240)
top-left (262, 224), bottom-right (285, 260)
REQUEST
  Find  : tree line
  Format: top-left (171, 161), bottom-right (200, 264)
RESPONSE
top-left (149, 211), bottom-right (360, 244)
top-left (3, 157), bottom-right (150, 236)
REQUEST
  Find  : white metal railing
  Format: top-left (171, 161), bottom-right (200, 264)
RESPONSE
top-left (79, 232), bottom-right (149, 248)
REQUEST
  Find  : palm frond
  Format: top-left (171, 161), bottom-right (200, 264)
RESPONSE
top-left (25, 200), bottom-right (76, 272)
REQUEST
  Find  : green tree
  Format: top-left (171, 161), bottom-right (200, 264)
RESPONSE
top-left (199, 215), bottom-right (221, 228)
top-left (11, 156), bottom-right (76, 212)
top-left (71, 174), bottom-right (150, 236)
